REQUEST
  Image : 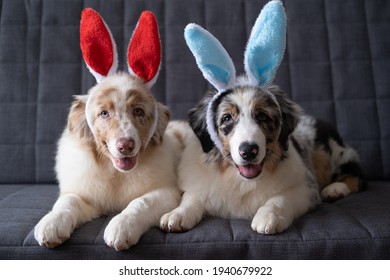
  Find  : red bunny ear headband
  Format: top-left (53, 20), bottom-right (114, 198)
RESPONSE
top-left (80, 9), bottom-right (161, 144)
top-left (80, 8), bottom-right (161, 86)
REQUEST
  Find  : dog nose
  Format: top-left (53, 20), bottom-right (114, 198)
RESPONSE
top-left (239, 142), bottom-right (259, 161)
top-left (116, 137), bottom-right (135, 155)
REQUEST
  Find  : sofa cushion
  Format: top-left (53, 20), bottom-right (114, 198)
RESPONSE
top-left (0, 0), bottom-right (389, 184)
top-left (0, 182), bottom-right (389, 259)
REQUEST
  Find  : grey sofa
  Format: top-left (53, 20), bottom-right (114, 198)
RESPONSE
top-left (1, 0), bottom-right (389, 259)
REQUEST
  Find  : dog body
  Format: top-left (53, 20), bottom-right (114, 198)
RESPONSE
top-left (35, 74), bottom-right (183, 250)
top-left (161, 85), bottom-right (365, 234)
top-left (34, 9), bottom-right (184, 250)
top-left (161, 1), bottom-right (365, 235)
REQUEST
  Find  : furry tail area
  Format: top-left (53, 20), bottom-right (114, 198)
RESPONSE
top-left (293, 116), bottom-right (366, 202)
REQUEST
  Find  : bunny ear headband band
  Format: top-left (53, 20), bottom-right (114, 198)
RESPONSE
top-left (80, 8), bottom-right (161, 143)
top-left (184, 0), bottom-right (287, 153)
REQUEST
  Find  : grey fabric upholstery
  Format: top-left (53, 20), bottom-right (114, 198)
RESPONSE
top-left (0, 0), bottom-right (389, 259)
top-left (1, 183), bottom-right (390, 259)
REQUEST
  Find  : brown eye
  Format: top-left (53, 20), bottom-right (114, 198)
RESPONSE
top-left (100, 110), bottom-right (110, 119)
top-left (133, 107), bottom-right (144, 117)
top-left (221, 114), bottom-right (233, 125)
top-left (220, 113), bottom-right (234, 135)
top-left (256, 112), bottom-right (268, 122)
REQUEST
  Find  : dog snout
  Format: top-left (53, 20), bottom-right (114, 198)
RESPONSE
top-left (116, 137), bottom-right (135, 155)
top-left (239, 142), bottom-right (259, 161)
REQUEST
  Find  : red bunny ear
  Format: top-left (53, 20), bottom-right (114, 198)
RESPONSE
top-left (80, 8), bottom-right (118, 83)
top-left (127, 11), bottom-right (161, 88)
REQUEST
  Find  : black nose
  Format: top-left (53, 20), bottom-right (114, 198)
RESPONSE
top-left (239, 142), bottom-right (259, 161)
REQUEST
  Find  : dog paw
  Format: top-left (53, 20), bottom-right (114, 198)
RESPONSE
top-left (321, 182), bottom-right (350, 201)
top-left (34, 211), bottom-right (74, 248)
top-left (104, 214), bottom-right (141, 251)
top-left (160, 210), bottom-right (197, 232)
top-left (251, 208), bottom-right (289, 235)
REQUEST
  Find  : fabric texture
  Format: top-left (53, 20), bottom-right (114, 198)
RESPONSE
top-left (0, 0), bottom-right (388, 183)
top-left (0, 0), bottom-right (389, 259)
top-left (184, 23), bottom-right (237, 91)
top-left (127, 11), bottom-right (161, 85)
top-left (80, 8), bottom-right (116, 78)
top-left (244, 0), bottom-right (286, 86)
top-left (0, 183), bottom-right (389, 259)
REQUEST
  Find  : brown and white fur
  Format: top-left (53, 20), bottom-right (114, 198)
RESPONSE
top-left (161, 85), bottom-right (365, 234)
top-left (34, 74), bottom-right (184, 250)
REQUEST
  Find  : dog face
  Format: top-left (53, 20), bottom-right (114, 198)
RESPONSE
top-left (215, 87), bottom-right (281, 178)
top-left (69, 73), bottom-right (170, 172)
top-left (189, 85), bottom-right (300, 179)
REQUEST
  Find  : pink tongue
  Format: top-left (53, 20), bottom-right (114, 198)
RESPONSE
top-left (238, 164), bottom-right (262, 179)
top-left (115, 157), bottom-right (136, 171)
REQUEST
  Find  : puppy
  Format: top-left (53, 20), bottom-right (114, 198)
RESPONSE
top-left (34, 9), bottom-right (182, 251)
top-left (161, 1), bottom-right (365, 235)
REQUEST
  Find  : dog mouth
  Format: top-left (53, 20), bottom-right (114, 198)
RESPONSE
top-left (237, 162), bottom-right (263, 179)
top-left (113, 156), bottom-right (137, 171)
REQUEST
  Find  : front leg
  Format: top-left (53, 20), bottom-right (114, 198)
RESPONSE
top-left (251, 186), bottom-right (313, 235)
top-left (34, 193), bottom-right (99, 248)
top-left (251, 201), bottom-right (292, 234)
top-left (160, 191), bottom-right (205, 232)
top-left (104, 187), bottom-right (180, 251)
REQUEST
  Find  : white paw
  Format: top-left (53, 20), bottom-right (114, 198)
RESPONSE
top-left (321, 182), bottom-right (350, 201)
top-left (160, 209), bottom-right (197, 232)
top-left (34, 211), bottom-right (75, 248)
top-left (104, 214), bottom-right (141, 251)
top-left (251, 208), bottom-right (290, 235)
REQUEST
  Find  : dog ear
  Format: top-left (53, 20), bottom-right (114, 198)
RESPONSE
top-left (127, 11), bottom-right (161, 89)
top-left (80, 8), bottom-right (118, 83)
top-left (68, 95), bottom-right (94, 143)
top-left (269, 86), bottom-right (302, 151)
top-left (188, 92), bottom-right (215, 153)
top-left (149, 103), bottom-right (171, 146)
top-left (244, 0), bottom-right (286, 86)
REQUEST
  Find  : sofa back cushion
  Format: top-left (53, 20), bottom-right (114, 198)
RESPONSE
top-left (0, 0), bottom-right (389, 183)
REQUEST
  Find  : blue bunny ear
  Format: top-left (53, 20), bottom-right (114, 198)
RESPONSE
top-left (244, 0), bottom-right (286, 86)
top-left (184, 24), bottom-right (236, 91)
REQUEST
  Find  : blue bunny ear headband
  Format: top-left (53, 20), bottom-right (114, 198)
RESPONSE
top-left (184, 0), bottom-right (286, 152)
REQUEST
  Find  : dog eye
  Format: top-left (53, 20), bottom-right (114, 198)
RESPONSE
top-left (220, 113), bottom-right (234, 135)
top-left (256, 112), bottom-right (268, 122)
top-left (100, 111), bottom-right (110, 119)
top-left (133, 107), bottom-right (145, 117)
top-left (221, 114), bottom-right (233, 124)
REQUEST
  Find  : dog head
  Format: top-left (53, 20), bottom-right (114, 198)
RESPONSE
top-left (85, 75), bottom-right (170, 172)
top-left (69, 9), bottom-right (169, 172)
top-left (189, 85), bottom-right (300, 179)
top-left (186, 1), bottom-right (299, 178)
top-left (69, 76), bottom-right (170, 172)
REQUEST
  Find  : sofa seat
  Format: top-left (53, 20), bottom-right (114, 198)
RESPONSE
top-left (1, 182), bottom-right (389, 259)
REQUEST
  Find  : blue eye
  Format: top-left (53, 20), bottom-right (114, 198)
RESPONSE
top-left (100, 111), bottom-right (110, 119)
